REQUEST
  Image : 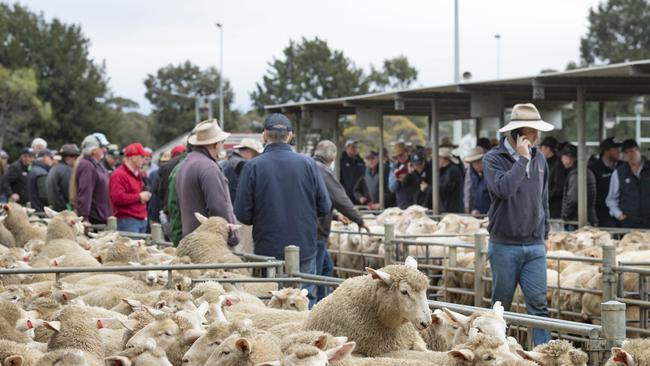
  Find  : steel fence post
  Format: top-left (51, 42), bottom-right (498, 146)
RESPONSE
top-left (284, 245), bottom-right (300, 276)
top-left (384, 223), bottom-right (395, 266)
top-left (474, 233), bottom-right (486, 307)
top-left (601, 245), bottom-right (617, 302)
top-left (601, 301), bottom-right (626, 352)
top-left (151, 223), bottom-right (164, 244)
top-left (107, 216), bottom-right (117, 231)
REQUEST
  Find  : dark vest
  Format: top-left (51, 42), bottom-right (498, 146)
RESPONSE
top-left (617, 161), bottom-right (650, 223)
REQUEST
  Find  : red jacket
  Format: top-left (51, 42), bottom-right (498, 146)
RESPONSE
top-left (109, 162), bottom-right (147, 220)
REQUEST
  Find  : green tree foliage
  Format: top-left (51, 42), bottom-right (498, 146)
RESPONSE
top-left (0, 3), bottom-right (115, 148)
top-left (580, 0), bottom-right (650, 64)
top-left (342, 116), bottom-right (426, 157)
top-left (0, 66), bottom-right (53, 155)
top-left (144, 61), bottom-right (237, 144)
top-left (368, 55), bottom-right (419, 91)
top-left (250, 37), bottom-right (369, 112)
top-left (104, 97), bottom-right (156, 148)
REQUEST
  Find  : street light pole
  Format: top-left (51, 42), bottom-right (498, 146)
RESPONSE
top-left (454, 0), bottom-right (460, 83)
top-left (216, 22), bottom-right (224, 130)
top-left (494, 34), bottom-right (501, 79)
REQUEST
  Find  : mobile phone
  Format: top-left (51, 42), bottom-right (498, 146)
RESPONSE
top-left (510, 130), bottom-right (519, 141)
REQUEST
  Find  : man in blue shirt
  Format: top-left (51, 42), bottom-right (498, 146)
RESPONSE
top-left (483, 103), bottom-right (554, 346)
top-left (234, 114), bottom-right (331, 281)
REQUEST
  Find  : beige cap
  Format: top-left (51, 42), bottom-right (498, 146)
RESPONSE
top-left (439, 147), bottom-right (460, 165)
top-left (463, 146), bottom-right (485, 163)
top-left (234, 138), bottom-right (264, 154)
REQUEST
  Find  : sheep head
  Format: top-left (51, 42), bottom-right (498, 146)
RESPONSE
top-left (448, 329), bottom-right (519, 365)
top-left (105, 338), bottom-right (173, 366)
top-left (182, 319), bottom-right (254, 366)
top-left (257, 342), bottom-right (356, 366)
top-left (366, 256), bottom-right (431, 331)
top-left (268, 288), bottom-right (309, 312)
top-left (518, 340), bottom-right (588, 366)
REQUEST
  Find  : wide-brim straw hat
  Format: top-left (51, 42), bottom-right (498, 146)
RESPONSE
top-left (463, 146), bottom-right (485, 163)
top-left (439, 137), bottom-right (458, 148)
top-left (391, 142), bottom-right (407, 157)
top-left (188, 119), bottom-right (231, 146)
top-left (234, 138), bottom-right (264, 154)
top-left (498, 103), bottom-right (555, 133)
top-left (439, 147), bottom-right (460, 165)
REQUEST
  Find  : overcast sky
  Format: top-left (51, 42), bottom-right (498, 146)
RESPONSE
top-left (16, 0), bottom-right (601, 112)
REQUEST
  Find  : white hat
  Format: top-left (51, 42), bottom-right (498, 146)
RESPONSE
top-left (234, 138), bottom-right (263, 154)
top-left (498, 103), bottom-right (555, 133)
top-left (439, 147), bottom-right (459, 165)
top-left (188, 119), bottom-right (230, 146)
top-left (463, 146), bottom-right (485, 163)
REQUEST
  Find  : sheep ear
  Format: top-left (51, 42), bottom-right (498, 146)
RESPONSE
top-left (300, 288), bottom-right (309, 297)
top-left (492, 301), bottom-right (504, 318)
top-left (517, 350), bottom-right (544, 362)
top-left (121, 298), bottom-right (142, 311)
top-left (610, 347), bottom-right (634, 366)
top-left (145, 305), bottom-right (164, 317)
top-left (313, 334), bottom-right (328, 350)
top-left (269, 290), bottom-right (283, 299)
top-left (44, 321), bottom-right (61, 333)
top-left (326, 342), bottom-right (356, 363)
top-left (104, 356), bottom-right (131, 366)
top-left (4, 355), bottom-right (24, 366)
top-left (43, 207), bottom-right (58, 218)
top-left (118, 319), bottom-right (139, 332)
top-left (449, 349), bottom-right (474, 361)
top-left (335, 336), bottom-right (348, 344)
top-left (143, 338), bottom-right (157, 351)
top-left (196, 301), bottom-right (209, 318)
top-left (235, 338), bottom-right (251, 355)
top-left (442, 308), bottom-right (470, 330)
top-left (25, 208), bottom-right (35, 215)
top-left (366, 268), bottom-right (391, 286)
top-left (182, 329), bottom-right (204, 345)
top-left (0, 216), bottom-right (5, 224)
top-left (194, 212), bottom-right (208, 224)
top-left (404, 256), bottom-right (418, 269)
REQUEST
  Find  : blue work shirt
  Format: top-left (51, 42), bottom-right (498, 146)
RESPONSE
top-left (234, 143), bottom-right (331, 260)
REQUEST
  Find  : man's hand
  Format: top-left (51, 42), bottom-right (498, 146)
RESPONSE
top-left (338, 215), bottom-right (351, 225)
top-left (140, 191), bottom-right (152, 203)
top-left (420, 181), bottom-right (428, 193)
top-left (9, 193), bottom-right (19, 202)
top-left (360, 223), bottom-right (370, 232)
top-left (471, 209), bottom-right (480, 216)
top-left (516, 135), bottom-right (532, 160)
top-left (617, 213), bottom-right (627, 221)
top-left (359, 196), bottom-right (367, 204)
top-left (397, 172), bottom-right (407, 182)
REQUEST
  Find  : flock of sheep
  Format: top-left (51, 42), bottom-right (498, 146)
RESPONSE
top-left (0, 202), bottom-right (647, 365)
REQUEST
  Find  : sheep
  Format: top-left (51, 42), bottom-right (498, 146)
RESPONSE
top-left (258, 342), bottom-right (356, 366)
top-left (1, 203), bottom-right (46, 247)
top-left (0, 221), bottom-right (16, 248)
top-left (267, 321), bottom-right (304, 339)
top-left (176, 214), bottom-right (244, 269)
top-left (182, 319), bottom-right (254, 366)
top-left (517, 339), bottom-right (588, 365)
top-left (431, 302), bottom-right (507, 348)
top-left (227, 307), bottom-right (309, 331)
top-left (605, 338), bottom-right (650, 365)
top-left (43, 207), bottom-right (84, 242)
top-left (104, 339), bottom-right (172, 366)
top-left (45, 306), bottom-right (105, 366)
top-left (0, 339), bottom-right (44, 366)
top-left (304, 257), bottom-right (431, 357)
top-left (34, 349), bottom-right (91, 366)
top-left (268, 288), bottom-right (309, 311)
top-left (280, 331), bottom-right (348, 355)
top-left (204, 331), bottom-right (282, 366)
top-left (125, 311), bottom-right (203, 366)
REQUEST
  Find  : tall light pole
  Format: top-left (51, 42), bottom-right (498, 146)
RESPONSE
top-left (216, 22), bottom-right (224, 130)
top-left (454, 0), bottom-right (460, 83)
top-left (495, 33), bottom-right (501, 79)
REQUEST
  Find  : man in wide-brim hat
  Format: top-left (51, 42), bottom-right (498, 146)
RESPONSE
top-left (482, 103), bottom-right (554, 346)
top-left (175, 119), bottom-right (240, 245)
top-left (463, 146), bottom-right (491, 216)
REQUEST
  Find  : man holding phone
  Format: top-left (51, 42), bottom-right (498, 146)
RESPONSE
top-left (483, 103), bottom-right (554, 346)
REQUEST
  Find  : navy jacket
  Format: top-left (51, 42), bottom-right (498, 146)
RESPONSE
top-left (222, 152), bottom-right (246, 204)
top-left (234, 143), bottom-right (331, 260)
top-left (483, 138), bottom-right (550, 245)
top-left (469, 167), bottom-right (491, 214)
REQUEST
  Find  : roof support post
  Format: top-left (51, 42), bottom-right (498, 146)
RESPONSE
top-left (334, 113), bottom-right (341, 180)
top-left (379, 118), bottom-right (385, 209)
top-left (577, 87), bottom-right (588, 227)
top-left (431, 100), bottom-right (440, 215)
top-left (598, 101), bottom-right (606, 141)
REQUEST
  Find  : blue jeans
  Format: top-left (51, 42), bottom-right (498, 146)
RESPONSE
top-left (117, 218), bottom-right (148, 233)
top-left (488, 241), bottom-right (551, 346)
top-left (300, 252), bottom-right (318, 309)
top-left (315, 239), bottom-right (334, 303)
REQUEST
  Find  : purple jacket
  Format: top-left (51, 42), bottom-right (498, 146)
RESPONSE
top-left (175, 148), bottom-right (239, 245)
top-left (76, 155), bottom-right (111, 224)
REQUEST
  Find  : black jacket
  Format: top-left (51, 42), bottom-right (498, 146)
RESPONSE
top-left (156, 156), bottom-right (183, 214)
top-left (27, 161), bottom-right (50, 212)
top-left (588, 157), bottom-right (622, 227)
top-left (2, 160), bottom-right (30, 204)
top-left (339, 152), bottom-right (365, 204)
top-left (547, 154), bottom-right (566, 218)
top-left (222, 152), bottom-right (246, 204)
top-left (46, 162), bottom-right (73, 212)
top-left (561, 165), bottom-right (598, 226)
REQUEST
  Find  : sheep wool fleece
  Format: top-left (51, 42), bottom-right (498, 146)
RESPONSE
top-left (304, 265), bottom-right (429, 357)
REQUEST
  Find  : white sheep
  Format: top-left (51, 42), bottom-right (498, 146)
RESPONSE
top-left (304, 257), bottom-right (431, 357)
